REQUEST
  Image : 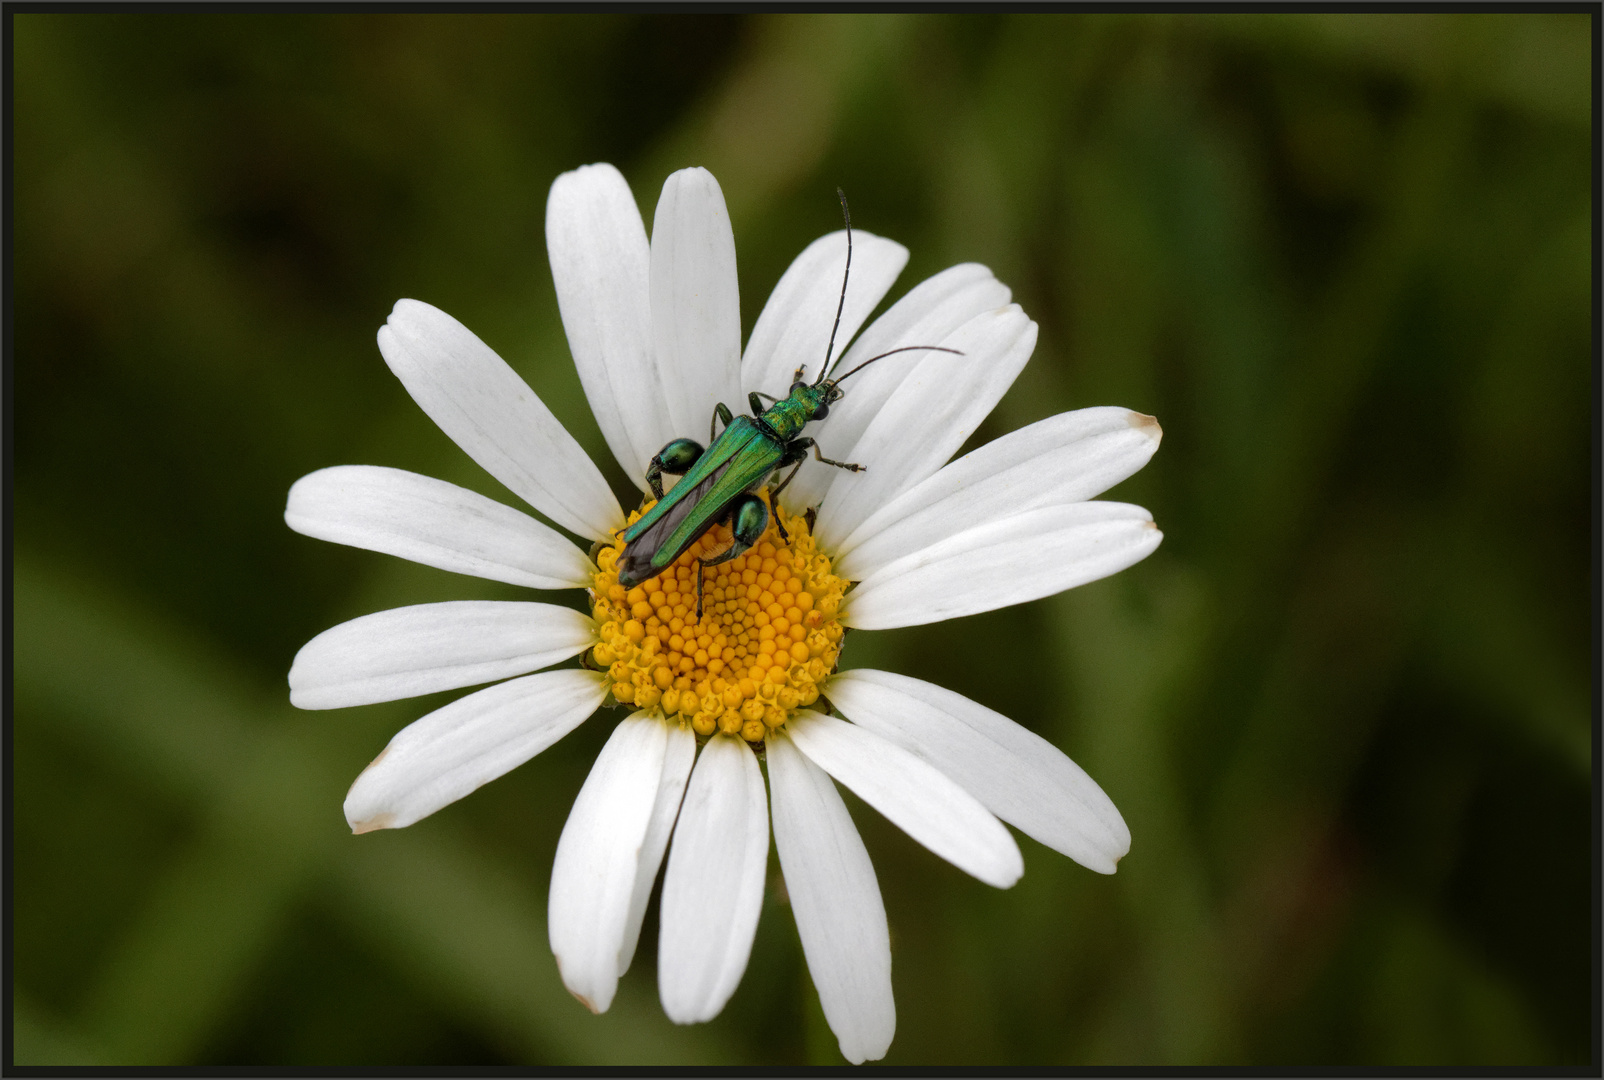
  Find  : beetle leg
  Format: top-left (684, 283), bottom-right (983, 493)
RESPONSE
top-left (709, 402), bottom-right (735, 443)
top-left (776, 437), bottom-right (866, 475)
top-left (765, 440), bottom-right (816, 543)
top-left (767, 459), bottom-right (808, 543)
top-left (694, 494), bottom-right (768, 620)
top-left (769, 455), bottom-right (808, 519)
top-left (776, 438), bottom-right (813, 469)
top-left (748, 391), bottom-right (775, 416)
top-left (810, 441), bottom-right (865, 473)
top-left (645, 437), bottom-right (704, 500)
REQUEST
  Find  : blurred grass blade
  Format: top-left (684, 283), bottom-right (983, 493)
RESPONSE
top-left (333, 829), bottom-right (730, 1066)
top-left (13, 553), bottom-right (717, 1064)
top-left (12, 994), bottom-right (109, 1067)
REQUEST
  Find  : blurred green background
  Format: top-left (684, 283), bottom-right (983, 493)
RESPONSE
top-left (10, 12), bottom-right (1595, 1067)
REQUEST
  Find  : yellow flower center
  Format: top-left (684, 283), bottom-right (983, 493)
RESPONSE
top-left (589, 490), bottom-right (847, 744)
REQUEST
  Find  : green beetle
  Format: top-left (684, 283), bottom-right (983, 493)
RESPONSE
top-left (615, 196), bottom-right (957, 615)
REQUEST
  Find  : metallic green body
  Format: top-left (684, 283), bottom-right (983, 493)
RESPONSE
top-left (615, 382), bottom-right (835, 589)
top-left (624, 416), bottom-right (781, 569)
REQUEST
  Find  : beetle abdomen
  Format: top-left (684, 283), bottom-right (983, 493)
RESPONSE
top-left (616, 470), bottom-right (723, 587)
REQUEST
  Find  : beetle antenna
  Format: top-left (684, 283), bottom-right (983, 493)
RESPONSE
top-left (829, 345), bottom-right (963, 387)
top-left (815, 188), bottom-right (852, 386)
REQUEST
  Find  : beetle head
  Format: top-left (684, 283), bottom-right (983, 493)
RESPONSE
top-left (788, 378), bottom-right (837, 420)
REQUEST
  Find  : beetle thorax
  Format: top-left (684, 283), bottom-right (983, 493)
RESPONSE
top-left (762, 385), bottom-right (828, 440)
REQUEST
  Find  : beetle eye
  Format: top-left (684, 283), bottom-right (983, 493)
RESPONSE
top-left (790, 381), bottom-right (807, 395)
top-left (813, 402), bottom-right (830, 420)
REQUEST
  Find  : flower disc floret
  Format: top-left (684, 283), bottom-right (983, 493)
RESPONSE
top-left (590, 491), bottom-right (847, 743)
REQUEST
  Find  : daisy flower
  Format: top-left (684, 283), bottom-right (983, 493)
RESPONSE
top-left (285, 163), bottom-right (1162, 1064)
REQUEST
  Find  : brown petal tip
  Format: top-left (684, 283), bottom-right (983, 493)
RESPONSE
top-left (350, 812), bottom-right (396, 835)
top-left (1127, 412), bottom-right (1163, 442)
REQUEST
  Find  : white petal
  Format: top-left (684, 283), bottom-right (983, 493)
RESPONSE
top-left (343, 669), bottom-right (607, 833)
top-left (617, 721), bottom-right (695, 977)
top-left (547, 163), bottom-right (671, 489)
top-left (767, 730), bottom-right (894, 1064)
top-left (740, 229), bottom-right (909, 402)
top-left (650, 168), bottom-right (744, 445)
top-left (843, 502), bottom-right (1163, 631)
top-left (834, 407), bottom-right (1163, 578)
top-left (548, 714), bottom-right (669, 1015)
top-left (285, 466), bottom-right (594, 589)
top-left (378, 299), bottom-right (624, 541)
top-left (289, 601), bottom-right (596, 710)
top-left (812, 306), bottom-right (1037, 552)
top-left (786, 711), bottom-right (1021, 888)
top-left (780, 263), bottom-right (1011, 515)
top-left (828, 670), bottom-right (1129, 873)
top-left (658, 734), bottom-right (768, 1024)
